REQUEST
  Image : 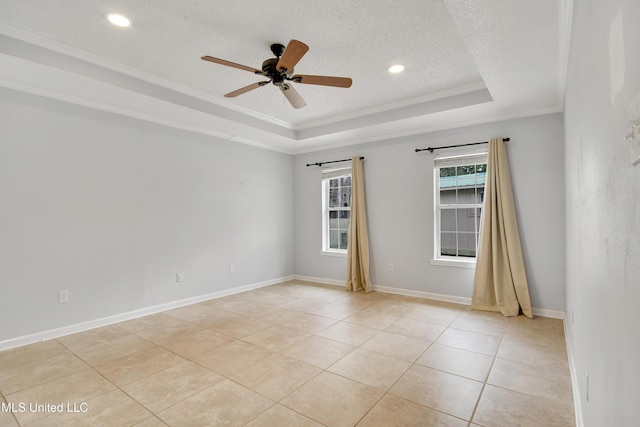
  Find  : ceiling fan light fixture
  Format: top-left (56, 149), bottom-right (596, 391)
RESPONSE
top-left (106, 13), bottom-right (131, 28)
top-left (388, 64), bottom-right (406, 74)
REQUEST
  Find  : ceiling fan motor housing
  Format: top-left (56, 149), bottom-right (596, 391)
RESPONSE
top-left (261, 57), bottom-right (291, 86)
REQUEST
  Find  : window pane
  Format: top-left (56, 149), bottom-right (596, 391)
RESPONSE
top-left (441, 209), bottom-right (456, 232)
top-left (340, 176), bottom-right (351, 187)
top-left (457, 208), bottom-right (476, 232)
top-left (329, 230), bottom-right (340, 249)
top-left (456, 187), bottom-right (476, 204)
top-left (439, 170), bottom-right (455, 191)
top-left (441, 232), bottom-right (456, 256)
top-left (329, 188), bottom-right (339, 207)
top-left (476, 207), bottom-right (482, 230)
top-left (329, 178), bottom-right (339, 188)
top-left (457, 232), bottom-right (476, 257)
top-left (339, 186), bottom-right (351, 207)
top-left (476, 165), bottom-right (486, 203)
top-left (440, 189), bottom-right (455, 204)
top-left (440, 167), bottom-right (455, 178)
top-left (339, 231), bottom-right (349, 250)
top-left (329, 211), bottom-right (339, 229)
top-left (456, 164), bottom-right (475, 177)
top-left (339, 210), bottom-right (350, 230)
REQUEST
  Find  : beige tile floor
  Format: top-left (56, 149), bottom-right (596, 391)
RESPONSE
top-left (0, 281), bottom-right (575, 426)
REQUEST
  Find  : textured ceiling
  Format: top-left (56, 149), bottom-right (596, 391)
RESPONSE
top-left (0, 0), bottom-right (571, 153)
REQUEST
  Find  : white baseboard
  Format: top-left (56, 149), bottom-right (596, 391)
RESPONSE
top-left (293, 277), bottom-right (472, 306)
top-left (373, 284), bottom-right (473, 306)
top-left (0, 274), bottom-right (566, 352)
top-left (0, 275), bottom-right (294, 352)
top-left (564, 320), bottom-right (584, 427)
top-left (293, 275), bottom-right (346, 287)
top-left (532, 307), bottom-right (565, 319)
top-left (294, 276), bottom-right (566, 320)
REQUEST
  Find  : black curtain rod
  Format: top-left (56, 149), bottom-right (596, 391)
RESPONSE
top-left (306, 156), bottom-right (364, 167)
top-left (415, 137), bottom-right (510, 153)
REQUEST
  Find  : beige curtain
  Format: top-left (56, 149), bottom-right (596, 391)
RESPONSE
top-left (346, 157), bottom-right (372, 293)
top-left (472, 138), bottom-right (533, 318)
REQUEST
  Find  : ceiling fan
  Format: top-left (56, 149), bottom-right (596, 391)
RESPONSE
top-left (201, 39), bottom-right (352, 109)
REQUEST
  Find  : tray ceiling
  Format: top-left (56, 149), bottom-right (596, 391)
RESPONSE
top-left (0, 0), bottom-right (571, 153)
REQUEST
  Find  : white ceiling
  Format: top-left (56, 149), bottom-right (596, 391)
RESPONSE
top-left (0, 0), bottom-right (572, 154)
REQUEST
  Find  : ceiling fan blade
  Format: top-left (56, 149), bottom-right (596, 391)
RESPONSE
top-left (201, 55), bottom-right (265, 75)
top-left (276, 40), bottom-right (309, 73)
top-left (280, 84), bottom-right (307, 109)
top-left (291, 74), bottom-right (353, 88)
top-left (224, 81), bottom-right (270, 98)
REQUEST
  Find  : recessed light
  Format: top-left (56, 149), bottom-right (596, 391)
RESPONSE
top-left (106, 13), bottom-right (131, 28)
top-left (388, 64), bottom-right (406, 74)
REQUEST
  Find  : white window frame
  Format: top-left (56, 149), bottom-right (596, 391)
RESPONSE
top-left (321, 166), bottom-right (352, 256)
top-left (431, 149), bottom-right (488, 268)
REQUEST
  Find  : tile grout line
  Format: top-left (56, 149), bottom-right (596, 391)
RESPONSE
top-left (263, 291), bottom-right (435, 425)
top-left (58, 329), bottom-right (237, 426)
top-left (373, 306), bottom-right (485, 425)
top-left (58, 337), bottom-right (171, 425)
top-left (243, 293), bottom-right (376, 426)
top-left (315, 305), bottom-right (467, 425)
top-left (465, 326), bottom-right (506, 426)
top-left (1, 344), bottom-right (93, 396)
top-left (125, 301), bottom-right (337, 425)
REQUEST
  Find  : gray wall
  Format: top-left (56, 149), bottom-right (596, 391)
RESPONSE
top-left (0, 89), bottom-right (567, 345)
top-left (294, 113), bottom-right (566, 311)
top-left (0, 89), bottom-right (294, 342)
top-left (564, 0), bottom-right (640, 425)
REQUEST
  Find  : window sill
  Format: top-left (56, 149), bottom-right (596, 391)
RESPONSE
top-left (430, 258), bottom-right (476, 269)
top-left (320, 250), bottom-right (348, 258)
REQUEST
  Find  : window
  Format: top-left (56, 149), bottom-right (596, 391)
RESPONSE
top-left (433, 150), bottom-right (487, 266)
top-left (322, 167), bottom-right (351, 254)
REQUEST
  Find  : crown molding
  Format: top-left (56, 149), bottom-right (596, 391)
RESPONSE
top-left (296, 81), bottom-right (488, 131)
top-left (291, 106), bottom-right (563, 155)
top-left (1, 23), bottom-right (565, 156)
top-left (0, 24), bottom-right (294, 130)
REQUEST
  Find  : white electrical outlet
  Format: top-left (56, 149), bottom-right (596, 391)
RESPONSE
top-left (388, 263), bottom-right (394, 272)
top-left (229, 264), bottom-right (235, 273)
top-left (58, 290), bottom-right (69, 304)
top-left (176, 272), bottom-right (184, 283)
